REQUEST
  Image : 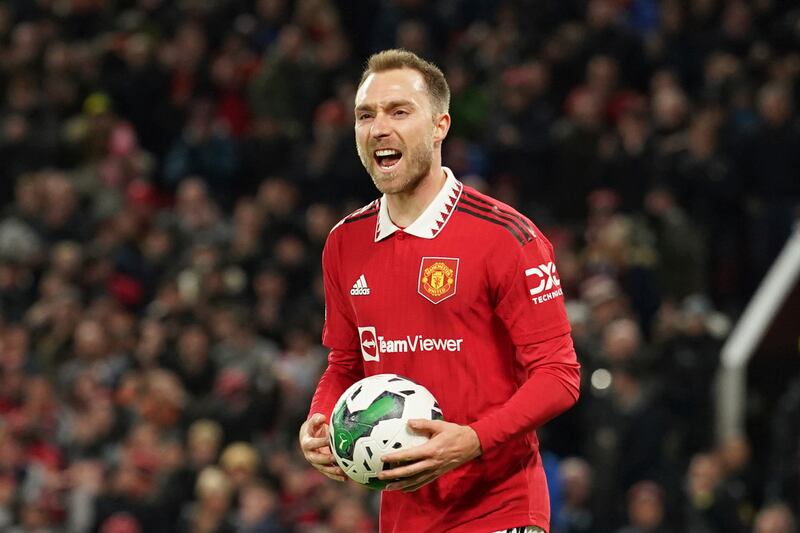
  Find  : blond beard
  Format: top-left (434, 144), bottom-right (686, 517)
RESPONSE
top-left (357, 137), bottom-right (434, 195)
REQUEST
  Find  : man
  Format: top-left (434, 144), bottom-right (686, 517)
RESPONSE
top-left (753, 503), bottom-right (796, 533)
top-left (299, 49), bottom-right (581, 533)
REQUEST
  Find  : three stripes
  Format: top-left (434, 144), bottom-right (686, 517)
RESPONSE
top-left (457, 191), bottom-right (536, 245)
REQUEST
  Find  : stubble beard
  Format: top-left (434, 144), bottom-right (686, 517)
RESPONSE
top-left (358, 137), bottom-right (434, 196)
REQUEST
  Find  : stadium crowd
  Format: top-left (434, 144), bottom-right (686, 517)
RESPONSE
top-left (0, 0), bottom-right (799, 531)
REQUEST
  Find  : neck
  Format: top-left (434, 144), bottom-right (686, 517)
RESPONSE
top-left (385, 164), bottom-right (446, 228)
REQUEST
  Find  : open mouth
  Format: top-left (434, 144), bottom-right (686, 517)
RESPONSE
top-left (374, 149), bottom-right (402, 170)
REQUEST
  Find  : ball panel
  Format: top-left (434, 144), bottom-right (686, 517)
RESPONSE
top-left (331, 391), bottom-right (405, 461)
top-left (329, 374), bottom-right (441, 490)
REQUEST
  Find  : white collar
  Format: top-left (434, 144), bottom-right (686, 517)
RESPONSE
top-left (374, 167), bottom-right (463, 242)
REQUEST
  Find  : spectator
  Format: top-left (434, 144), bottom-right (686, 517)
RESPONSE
top-left (683, 452), bottom-right (749, 533)
top-left (236, 480), bottom-right (285, 532)
top-left (616, 481), bottom-right (674, 533)
top-left (554, 457), bottom-right (596, 533)
top-left (739, 82), bottom-right (800, 285)
top-left (177, 466), bottom-right (236, 533)
top-left (767, 375), bottom-right (800, 515)
top-left (163, 97), bottom-right (240, 207)
top-left (219, 442), bottom-right (261, 495)
top-left (753, 502), bottom-right (797, 533)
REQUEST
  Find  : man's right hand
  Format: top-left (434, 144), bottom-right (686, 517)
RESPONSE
top-left (299, 413), bottom-right (347, 482)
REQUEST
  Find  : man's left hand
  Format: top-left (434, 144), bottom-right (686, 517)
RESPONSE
top-left (378, 419), bottom-right (482, 492)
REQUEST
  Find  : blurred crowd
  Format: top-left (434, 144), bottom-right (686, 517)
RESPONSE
top-left (0, 0), bottom-right (799, 532)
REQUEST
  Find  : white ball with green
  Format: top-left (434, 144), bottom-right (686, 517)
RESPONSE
top-left (329, 373), bottom-right (443, 489)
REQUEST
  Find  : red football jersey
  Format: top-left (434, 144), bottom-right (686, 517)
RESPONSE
top-left (310, 168), bottom-right (580, 532)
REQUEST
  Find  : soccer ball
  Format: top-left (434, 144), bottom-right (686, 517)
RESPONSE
top-left (329, 373), bottom-right (443, 490)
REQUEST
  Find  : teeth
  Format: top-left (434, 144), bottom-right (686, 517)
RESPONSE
top-left (375, 149), bottom-right (400, 157)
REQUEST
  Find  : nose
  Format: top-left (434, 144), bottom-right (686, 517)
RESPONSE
top-left (370, 111), bottom-right (391, 139)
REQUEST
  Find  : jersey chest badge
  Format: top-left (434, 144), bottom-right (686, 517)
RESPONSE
top-left (418, 257), bottom-right (459, 304)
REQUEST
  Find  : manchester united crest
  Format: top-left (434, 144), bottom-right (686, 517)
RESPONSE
top-left (418, 257), bottom-right (459, 304)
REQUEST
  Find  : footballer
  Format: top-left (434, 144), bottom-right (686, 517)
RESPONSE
top-left (299, 49), bottom-right (580, 533)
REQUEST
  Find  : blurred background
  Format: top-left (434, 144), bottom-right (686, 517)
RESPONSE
top-left (0, 0), bottom-right (798, 532)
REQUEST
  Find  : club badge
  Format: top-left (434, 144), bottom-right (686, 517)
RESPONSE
top-left (418, 257), bottom-right (459, 304)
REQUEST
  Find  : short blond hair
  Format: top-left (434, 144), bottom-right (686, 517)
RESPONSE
top-left (188, 419), bottom-right (223, 447)
top-left (195, 466), bottom-right (231, 499)
top-left (359, 48), bottom-right (450, 116)
top-left (219, 442), bottom-right (259, 473)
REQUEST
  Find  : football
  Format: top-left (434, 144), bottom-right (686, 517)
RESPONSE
top-left (329, 373), bottom-right (443, 489)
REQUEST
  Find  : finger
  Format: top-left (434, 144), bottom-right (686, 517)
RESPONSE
top-left (381, 441), bottom-right (434, 464)
top-left (407, 419), bottom-right (447, 434)
top-left (301, 435), bottom-right (329, 451)
top-left (307, 413), bottom-right (327, 432)
top-left (318, 463), bottom-right (345, 474)
top-left (306, 450), bottom-right (337, 465)
top-left (322, 470), bottom-right (346, 480)
top-left (312, 423), bottom-right (331, 439)
top-left (379, 458), bottom-right (436, 480)
top-left (317, 464), bottom-right (347, 478)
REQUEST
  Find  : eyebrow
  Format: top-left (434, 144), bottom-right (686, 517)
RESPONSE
top-left (355, 99), bottom-right (416, 113)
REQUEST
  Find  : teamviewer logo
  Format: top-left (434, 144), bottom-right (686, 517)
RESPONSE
top-left (358, 326), bottom-right (380, 362)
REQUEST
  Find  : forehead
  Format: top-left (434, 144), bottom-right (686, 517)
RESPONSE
top-left (355, 68), bottom-right (429, 108)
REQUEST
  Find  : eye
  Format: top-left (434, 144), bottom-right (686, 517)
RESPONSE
top-left (393, 109), bottom-right (408, 117)
top-left (357, 113), bottom-right (372, 121)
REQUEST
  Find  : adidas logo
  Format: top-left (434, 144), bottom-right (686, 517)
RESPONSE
top-left (350, 274), bottom-right (371, 296)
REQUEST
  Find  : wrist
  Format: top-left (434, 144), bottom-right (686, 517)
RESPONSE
top-left (463, 425), bottom-right (483, 459)
top-left (468, 419), bottom-right (492, 454)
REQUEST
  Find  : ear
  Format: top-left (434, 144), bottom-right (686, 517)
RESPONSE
top-left (432, 112), bottom-right (451, 144)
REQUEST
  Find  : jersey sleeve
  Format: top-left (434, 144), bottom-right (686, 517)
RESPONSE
top-left (493, 234), bottom-right (571, 345)
top-left (308, 230), bottom-right (364, 420)
top-left (320, 230), bottom-right (360, 351)
top-left (470, 332), bottom-right (580, 451)
top-left (468, 232), bottom-right (580, 451)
